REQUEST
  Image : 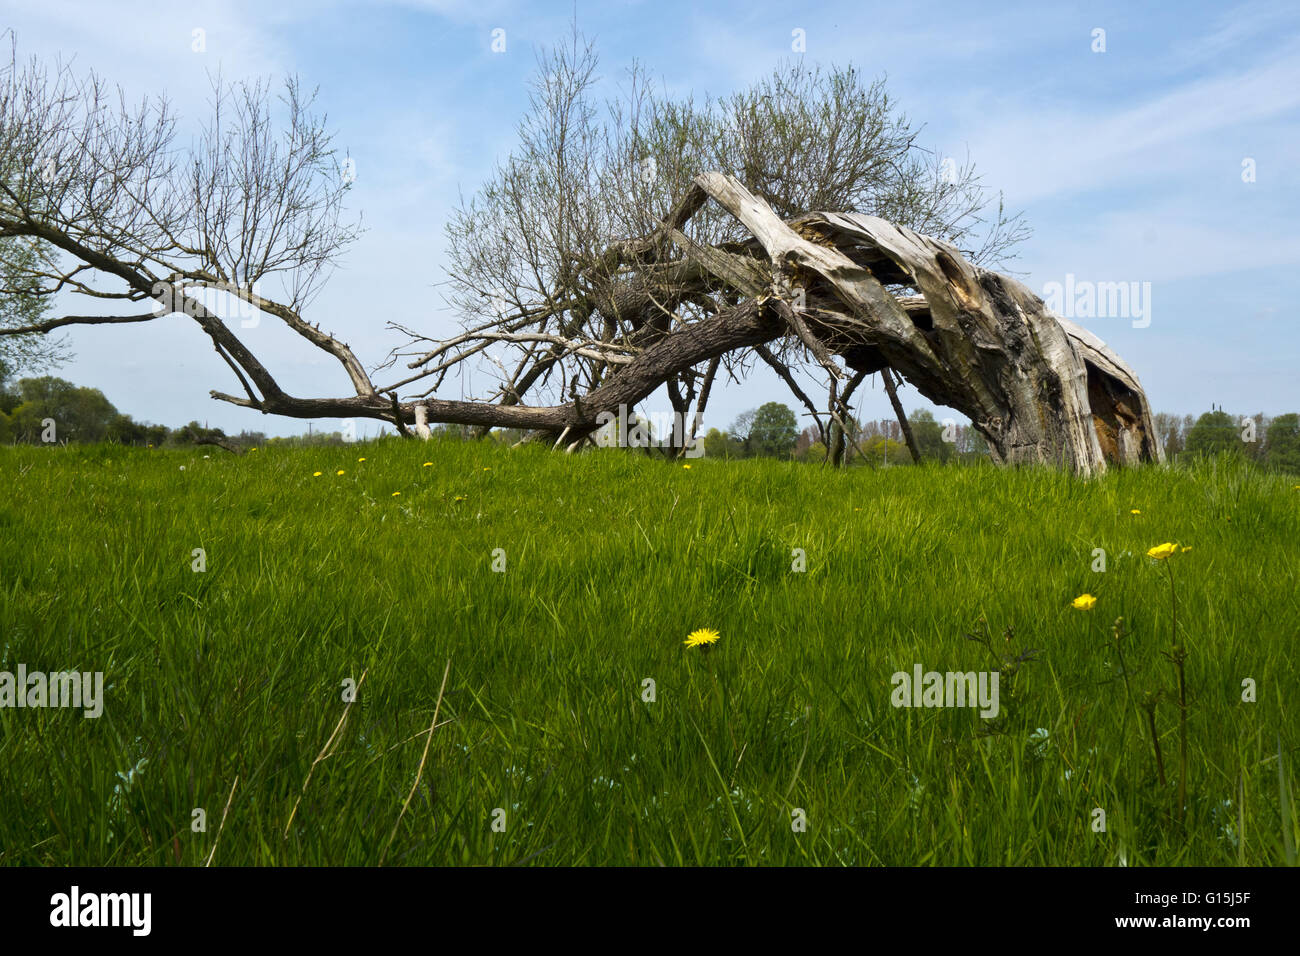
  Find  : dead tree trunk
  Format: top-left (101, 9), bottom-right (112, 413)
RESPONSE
top-left (684, 173), bottom-right (1162, 474)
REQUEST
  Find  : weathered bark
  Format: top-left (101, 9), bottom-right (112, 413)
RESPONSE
top-left (681, 173), bottom-right (1162, 473)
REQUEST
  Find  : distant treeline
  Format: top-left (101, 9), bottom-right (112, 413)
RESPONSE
top-left (2, 376), bottom-right (1297, 472)
top-left (0, 375), bottom-right (268, 449)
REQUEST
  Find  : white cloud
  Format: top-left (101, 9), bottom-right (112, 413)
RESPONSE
top-left (959, 43), bottom-right (1300, 204)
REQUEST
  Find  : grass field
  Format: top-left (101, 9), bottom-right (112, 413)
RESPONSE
top-left (1, 439), bottom-right (1296, 865)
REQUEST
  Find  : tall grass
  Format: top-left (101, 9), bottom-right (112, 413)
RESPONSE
top-left (0, 440), bottom-right (1295, 865)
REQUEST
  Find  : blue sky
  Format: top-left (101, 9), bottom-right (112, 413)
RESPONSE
top-left (4, 0), bottom-right (1298, 436)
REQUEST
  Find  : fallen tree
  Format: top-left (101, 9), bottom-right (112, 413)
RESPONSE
top-left (0, 34), bottom-right (1161, 473)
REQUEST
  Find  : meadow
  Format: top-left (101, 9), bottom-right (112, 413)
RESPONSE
top-left (0, 439), bottom-right (1296, 865)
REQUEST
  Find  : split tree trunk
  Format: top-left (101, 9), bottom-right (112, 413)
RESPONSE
top-left (687, 173), bottom-right (1163, 474)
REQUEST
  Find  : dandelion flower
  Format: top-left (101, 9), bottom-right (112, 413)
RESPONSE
top-left (1130, 509), bottom-right (1141, 515)
top-left (423, 462), bottom-right (433, 467)
top-left (454, 495), bottom-right (467, 502)
top-left (1147, 542), bottom-right (1180, 560)
top-left (313, 471), bottom-right (323, 477)
top-left (483, 467), bottom-right (491, 471)
top-left (357, 457), bottom-right (366, 462)
top-left (391, 491), bottom-right (401, 497)
top-left (250, 447), bottom-right (258, 452)
top-left (682, 464), bottom-right (692, 469)
top-left (1071, 594), bottom-right (1097, 611)
top-left (336, 470), bottom-right (345, 476)
top-left (684, 628), bottom-right (721, 648)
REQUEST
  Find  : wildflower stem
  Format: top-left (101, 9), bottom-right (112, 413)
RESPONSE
top-left (1163, 560), bottom-right (1187, 827)
top-left (1112, 619), bottom-right (1134, 742)
top-left (1175, 650), bottom-right (1188, 827)
top-left (1144, 702), bottom-right (1167, 787)
top-left (1166, 562), bottom-right (1178, 643)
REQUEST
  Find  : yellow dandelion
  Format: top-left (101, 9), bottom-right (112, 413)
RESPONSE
top-left (357, 457), bottom-right (366, 462)
top-left (454, 495), bottom-right (466, 502)
top-left (391, 491), bottom-right (401, 497)
top-left (1071, 594), bottom-right (1097, 611)
top-left (250, 447), bottom-right (258, 452)
top-left (1147, 542), bottom-right (1180, 560)
top-left (682, 464), bottom-right (692, 469)
top-left (313, 471), bottom-right (323, 477)
top-left (423, 462), bottom-right (433, 467)
top-left (336, 469), bottom-right (345, 476)
top-left (684, 628), bottom-right (721, 648)
top-left (483, 467), bottom-right (491, 471)
top-left (1130, 509), bottom-right (1141, 515)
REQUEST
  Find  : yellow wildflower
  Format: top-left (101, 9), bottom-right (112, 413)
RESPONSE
top-left (684, 628), bottom-right (721, 648)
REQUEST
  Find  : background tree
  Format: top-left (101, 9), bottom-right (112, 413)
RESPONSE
top-left (906, 408), bottom-right (954, 462)
top-left (1243, 412), bottom-right (1269, 463)
top-left (1184, 409), bottom-right (1239, 458)
top-left (6, 375), bottom-right (117, 442)
top-left (104, 413), bottom-right (148, 445)
top-left (171, 420), bottom-right (228, 445)
top-left (863, 433), bottom-right (909, 465)
top-left (1265, 413), bottom-right (1300, 473)
top-left (701, 427), bottom-right (735, 459)
top-left (1153, 411), bottom-right (1186, 460)
top-left (749, 402), bottom-right (798, 458)
top-left (793, 424), bottom-right (818, 459)
top-left (0, 373), bottom-right (17, 414)
top-left (728, 409), bottom-right (758, 457)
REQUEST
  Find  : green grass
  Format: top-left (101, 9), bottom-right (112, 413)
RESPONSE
top-left (0, 439), bottom-right (1296, 865)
